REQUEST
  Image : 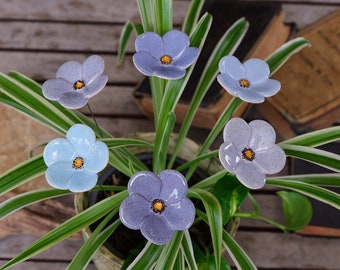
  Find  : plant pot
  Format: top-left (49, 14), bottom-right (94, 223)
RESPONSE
top-left (75, 132), bottom-right (239, 269)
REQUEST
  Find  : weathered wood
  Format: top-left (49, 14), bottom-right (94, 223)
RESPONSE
top-left (0, 52), bottom-right (142, 84)
top-left (0, 0), bottom-right (190, 23)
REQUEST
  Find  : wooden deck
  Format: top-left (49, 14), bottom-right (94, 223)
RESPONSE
top-left (0, 0), bottom-right (339, 269)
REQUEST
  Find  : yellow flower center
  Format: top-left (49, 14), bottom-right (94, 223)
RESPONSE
top-left (73, 80), bottom-right (85, 90)
top-left (242, 148), bottom-right (255, 161)
top-left (239, 79), bottom-right (250, 88)
top-left (72, 157), bottom-right (84, 169)
top-left (151, 199), bottom-right (166, 214)
top-left (160, 55), bottom-right (173, 65)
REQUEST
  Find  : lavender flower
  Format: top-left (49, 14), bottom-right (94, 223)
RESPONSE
top-left (133, 30), bottom-right (199, 80)
top-left (219, 118), bottom-right (286, 189)
top-left (119, 170), bottom-right (195, 245)
top-left (42, 55), bottom-right (108, 109)
top-left (217, 56), bottom-right (281, 103)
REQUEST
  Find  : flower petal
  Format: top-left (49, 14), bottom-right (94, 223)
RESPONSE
top-left (159, 170), bottom-right (188, 204)
top-left (237, 89), bottom-right (265, 103)
top-left (217, 73), bottom-right (241, 96)
top-left (251, 79), bottom-right (281, 97)
top-left (128, 171), bottom-right (161, 201)
top-left (119, 194), bottom-right (151, 230)
top-left (84, 141), bottom-right (109, 172)
top-left (82, 55), bottom-right (105, 82)
top-left (42, 78), bottom-right (73, 100)
top-left (219, 141), bottom-right (239, 174)
top-left (67, 170), bottom-right (98, 192)
top-left (83, 74), bottom-right (108, 98)
top-left (219, 56), bottom-right (245, 80)
top-left (244, 58), bottom-right (270, 83)
top-left (59, 91), bottom-right (88, 109)
top-left (235, 161), bottom-right (266, 189)
top-left (163, 30), bottom-right (190, 57)
top-left (223, 118), bottom-right (251, 151)
top-left (45, 162), bottom-right (74, 190)
top-left (140, 214), bottom-right (175, 245)
top-left (66, 124), bottom-right (96, 156)
top-left (56, 60), bottom-right (82, 83)
top-left (254, 145), bottom-right (286, 174)
top-left (133, 51), bottom-right (160, 76)
top-left (249, 120), bottom-right (276, 150)
top-left (43, 138), bottom-right (73, 166)
top-left (153, 65), bottom-right (185, 80)
top-left (164, 198), bottom-right (195, 230)
top-left (173, 47), bottom-right (199, 69)
top-left (135, 32), bottom-right (163, 59)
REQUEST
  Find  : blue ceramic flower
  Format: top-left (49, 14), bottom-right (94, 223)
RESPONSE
top-left (133, 30), bottom-right (199, 80)
top-left (42, 55), bottom-right (108, 109)
top-left (119, 170), bottom-right (195, 245)
top-left (219, 118), bottom-right (286, 189)
top-left (217, 56), bottom-right (281, 103)
top-left (43, 124), bottom-right (109, 192)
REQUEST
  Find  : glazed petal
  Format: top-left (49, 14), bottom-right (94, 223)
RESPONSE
top-left (223, 118), bottom-right (251, 151)
top-left (254, 146), bottom-right (286, 174)
top-left (59, 91), bottom-right (88, 109)
top-left (119, 194), bottom-right (151, 230)
top-left (83, 74), bottom-right (108, 98)
top-left (219, 141), bottom-right (239, 174)
top-left (133, 51), bottom-right (160, 76)
top-left (251, 79), bottom-right (281, 97)
top-left (82, 55), bottom-right (105, 81)
top-left (249, 120), bottom-right (276, 150)
top-left (84, 141), bottom-right (109, 172)
top-left (135, 32), bottom-right (163, 59)
top-left (163, 30), bottom-right (190, 57)
top-left (173, 47), bottom-right (199, 68)
top-left (128, 171), bottom-right (161, 201)
top-left (244, 58), bottom-right (270, 83)
top-left (159, 170), bottom-right (188, 204)
top-left (56, 60), bottom-right (82, 83)
top-left (140, 214), bottom-right (175, 245)
top-left (67, 170), bottom-right (98, 192)
top-left (43, 138), bottom-right (73, 166)
top-left (235, 161), bottom-right (266, 189)
top-left (42, 78), bottom-right (73, 100)
top-left (219, 56), bottom-right (245, 80)
top-left (164, 198), bottom-right (195, 230)
top-left (45, 162), bottom-right (74, 190)
top-left (153, 65), bottom-right (185, 80)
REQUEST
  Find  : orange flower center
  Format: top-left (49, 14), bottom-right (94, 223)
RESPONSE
top-left (160, 55), bottom-right (173, 65)
top-left (73, 80), bottom-right (85, 90)
top-left (239, 79), bottom-right (250, 88)
top-left (72, 157), bottom-right (84, 169)
top-left (242, 148), bottom-right (255, 161)
top-left (151, 199), bottom-right (166, 214)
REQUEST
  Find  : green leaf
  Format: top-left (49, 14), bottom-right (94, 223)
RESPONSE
top-left (266, 37), bottom-right (310, 75)
top-left (154, 0), bottom-right (173, 35)
top-left (189, 188), bottom-right (223, 270)
top-left (0, 190), bottom-right (128, 270)
top-left (100, 138), bottom-right (153, 149)
top-left (280, 126), bottom-right (340, 147)
top-left (267, 179), bottom-right (340, 210)
top-left (182, 0), bottom-right (205, 35)
top-left (181, 230), bottom-right (198, 270)
top-left (67, 211), bottom-right (120, 270)
top-left (136, 0), bottom-right (154, 32)
top-left (281, 144), bottom-right (340, 172)
top-left (154, 231), bottom-right (183, 270)
top-left (0, 155), bottom-right (46, 196)
top-left (268, 174), bottom-right (340, 187)
top-left (277, 191), bottom-right (313, 231)
top-left (0, 189), bottom-right (70, 219)
top-left (222, 230), bottom-right (257, 270)
top-left (117, 21), bottom-right (138, 65)
top-left (126, 241), bottom-right (163, 270)
top-left (212, 175), bottom-right (249, 225)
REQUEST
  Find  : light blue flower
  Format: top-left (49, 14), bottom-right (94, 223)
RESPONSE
top-left (133, 30), bottom-right (199, 80)
top-left (43, 124), bottom-right (109, 192)
top-left (219, 118), bottom-right (286, 189)
top-left (42, 55), bottom-right (108, 109)
top-left (217, 56), bottom-right (281, 103)
top-left (119, 170), bottom-right (195, 245)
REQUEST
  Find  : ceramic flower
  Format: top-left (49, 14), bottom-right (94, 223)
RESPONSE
top-left (43, 124), bottom-right (109, 192)
top-left (133, 30), bottom-right (199, 80)
top-left (219, 118), bottom-right (286, 189)
top-left (217, 55), bottom-right (281, 103)
top-left (42, 55), bottom-right (108, 109)
top-left (119, 170), bottom-right (195, 245)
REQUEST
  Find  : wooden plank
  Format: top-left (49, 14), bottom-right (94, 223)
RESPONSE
top-left (0, 21), bottom-right (134, 52)
top-left (0, 0), bottom-right (190, 24)
top-left (0, 52), bottom-right (142, 84)
top-left (229, 231), bottom-right (340, 269)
